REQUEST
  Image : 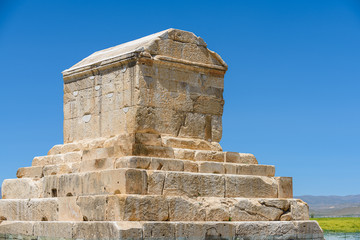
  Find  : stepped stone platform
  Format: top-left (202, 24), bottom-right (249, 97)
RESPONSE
top-left (0, 29), bottom-right (324, 239)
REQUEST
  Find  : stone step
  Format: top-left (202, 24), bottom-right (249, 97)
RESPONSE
top-left (47, 134), bottom-right (223, 155)
top-left (32, 146), bottom-right (258, 169)
top-left (2, 169), bottom-right (292, 199)
top-left (115, 156), bottom-right (266, 175)
top-left (18, 156), bottom-right (274, 179)
top-left (0, 220), bottom-right (324, 239)
top-left (0, 195), bottom-right (309, 222)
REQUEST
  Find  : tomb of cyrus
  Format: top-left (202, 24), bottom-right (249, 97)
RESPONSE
top-left (0, 29), bottom-right (324, 239)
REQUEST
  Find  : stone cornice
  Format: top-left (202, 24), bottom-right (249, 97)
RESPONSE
top-left (63, 52), bottom-right (227, 82)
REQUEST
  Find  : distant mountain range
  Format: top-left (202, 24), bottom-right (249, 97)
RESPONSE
top-left (295, 194), bottom-right (360, 217)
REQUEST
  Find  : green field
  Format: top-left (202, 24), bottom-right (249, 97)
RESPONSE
top-left (311, 217), bottom-right (360, 232)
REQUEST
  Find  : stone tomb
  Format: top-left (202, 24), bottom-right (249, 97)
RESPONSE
top-left (0, 29), bottom-right (324, 239)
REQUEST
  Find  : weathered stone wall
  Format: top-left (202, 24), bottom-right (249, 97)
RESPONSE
top-left (63, 61), bottom-right (138, 142)
top-left (136, 61), bottom-right (224, 142)
top-left (63, 29), bottom-right (226, 143)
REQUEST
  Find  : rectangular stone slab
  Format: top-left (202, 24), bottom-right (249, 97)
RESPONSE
top-left (0, 196), bottom-right (309, 222)
top-left (116, 156), bottom-right (270, 176)
top-left (18, 156), bottom-right (272, 180)
top-left (0, 221), bottom-right (324, 239)
top-left (3, 173), bottom-right (293, 201)
top-left (3, 170), bottom-right (290, 199)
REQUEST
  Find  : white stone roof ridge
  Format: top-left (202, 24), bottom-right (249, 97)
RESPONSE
top-left (62, 28), bottom-right (227, 77)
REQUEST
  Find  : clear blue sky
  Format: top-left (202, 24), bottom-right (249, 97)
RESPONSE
top-left (0, 0), bottom-right (359, 196)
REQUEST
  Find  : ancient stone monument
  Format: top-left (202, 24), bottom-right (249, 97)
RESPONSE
top-left (0, 29), bottom-right (324, 239)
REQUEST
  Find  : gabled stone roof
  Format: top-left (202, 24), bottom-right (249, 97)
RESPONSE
top-left (63, 29), bottom-right (227, 78)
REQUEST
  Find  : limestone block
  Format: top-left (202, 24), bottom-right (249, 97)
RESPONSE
top-left (48, 142), bottom-right (82, 155)
top-left (116, 222), bottom-right (144, 240)
top-left (132, 144), bottom-right (174, 158)
top-left (135, 132), bottom-right (162, 146)
top-left (225, 175), bottom-right (278, 198)
top-left (42, 175), bottom-right (59, 198)
top-left (58, 197), bottom-right (82, 221)
top-left (237, 164), bottom-right (275, 177)
top-left (103, 134), bottom-right (134, 149)
top-left (225, 152), bottom-right (258, 164)
top-left (0, 221), bottom-right (34, 237)
top-left (0, 194), bottom-right (306, 222)
top-left (224, 164), bottom-right (237, 174)
top-left (0, 198), bottom-right (58, 221)
top-left (194, 150), bottom-right (225, 162)
top-left (57, 173), bottom-right (82, 197)
top-left (234, 221), bottom-right (324, 240)
top-left (288, 199), bottom-right (310, 221)
top-left (86, 137), bottom-right (107, 150)
top-left (32, 154), bottom-right (63, 166)
top-left (175, 222), bottom-right (236, 240)
top-left (165, 29), bottom-right (207, 46)
top-left (62, 142), bottom-right (83, 153)
top-left (275, 176), bottom-right (293, 198)
top-left (225, 151), bottom-right (240, 163)
top-left (138, 87), bottom-right (194, 112)
top-left (134, 106), bottom-right (187, 138)
top-left (157, 39), bottom-right (184, 60)
top-left (162, 172), bottom-right (225, 198)
top-left (205, 86), bottom-right (223, 98)
top-left (193, 96), bottom-right (224, 115)
top-left (173, 148), bottom-right (195, 160)
top-left (76, 195), bottom-right (108, 221)
top-left (121, 195), bottom-right (169, 221)
top-left (64, 114), bottom-right (101, 143)
top-left (119, 169), bottom-right (148, 195)
top-left (82, 147), bottom-right (114, 161)
top-left (2, 178), bottom-right (42, 199)
top-left (147, 171), bottom-right (165, 195)
top-left (168, 196), bottom-right (206, 221)
top-left (149, 157), bottom-right (184, 171)
top-left (162, 136), bottom-right (221, 151)
top-left (143, 222), bottom-right (176, 239)
top-left (80, 158), bottom-right (115, 172)
top-left (63, 151), bottom-right (82, 163)
top-left (178, 113), bottom-right (206, 140)
top-left (230, 198), bottom-right (285, 221)
top-left (183, 160), bottom-right (198, 172)
top-left (293, 221), bottom-right (324, 239)
top-left (211, 115), bottom-right (223, 142)
top-left (105, 195), bottom-right (123, 221)
top-left (47, 144), bottom-right (63, 155)
top-left (32, 152), bottom-right (82, 167)
top-left (198, 162), bottom-right (225, 174)
top-left (116, 156), bottom-right (151, 169)
top-left (34, 222), bottom-right (74, 240)
top-left (181, 42), bottom-right (217, 65)
top-left (42, 163), bottom-right (73, 176)
top-left (202, 198), bottom-right (230, 221)
top-left (100, 110), bottom-right (125, 137)
top-left (72, 222), bottom-right (122, 240)
top-left (82, 169), bottom-right (147, 196)
top-left (16, 166), bottom-right (43, 179)
top-left (0, 221), bottom-right (323, 240)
